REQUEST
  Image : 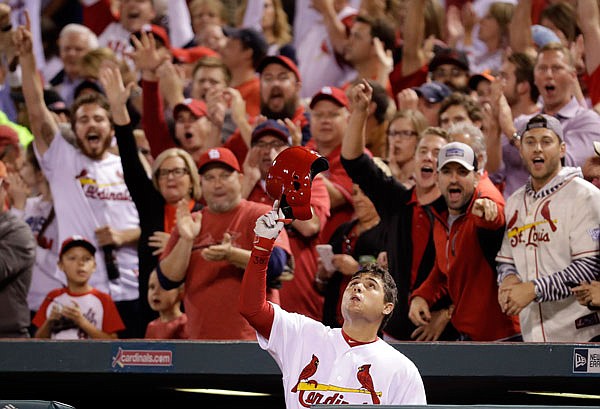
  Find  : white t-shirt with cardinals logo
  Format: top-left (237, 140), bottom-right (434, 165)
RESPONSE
top-left (258, 303), bottom-right (426, 408)
top-left (36, 133), bottom-right (140, 302)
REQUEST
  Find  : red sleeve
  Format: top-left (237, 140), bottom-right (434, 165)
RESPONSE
top-left (585, 65), bottom-right (600, 106)
top-left (238, 237), bottom-right (276, 339)
top-left (32, 290), bottom-right (59, 328)
top-left (142, 79), bottom-right (175, 158)
top-left (82, 0), bottom-right (116, 36)
top-left (96, 290), bottom-right (126, 334)
top-left (411, 263), bottom-right (448, 306)
top-left (389, 62), bottom-right (429, 98)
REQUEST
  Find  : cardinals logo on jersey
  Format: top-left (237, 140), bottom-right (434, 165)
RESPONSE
top-left (357, 364), bottom-right (380, 404)
top-left (292, 354), bottom-right (319, 393)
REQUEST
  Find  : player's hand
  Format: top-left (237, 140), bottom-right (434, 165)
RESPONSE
top-left (408, 296), bottom-right (431, 327)
top-left (254, 201), bottom-right (285, 240)
top-left (410, 309), bottom-right (450, 341)
top-left (148, 231), bottom-right (171, 256)
top-left (471, 198), bottom-right (498, 221)
top-left (176, 198), bottom-right (202, 241)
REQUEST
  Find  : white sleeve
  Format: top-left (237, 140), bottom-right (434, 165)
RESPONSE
top-left (167, 0), bottom-right (194, 47)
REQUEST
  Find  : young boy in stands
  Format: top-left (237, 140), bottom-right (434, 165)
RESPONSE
top-left (33, 236), bottom-right (125, 339)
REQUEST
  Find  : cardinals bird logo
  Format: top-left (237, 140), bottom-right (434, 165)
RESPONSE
top-left (540, 201), bottom-right (557, 232)
top-left (357, 364), bottom-right (380, 404)
top-left (291, 354), bottom-right (319, 393)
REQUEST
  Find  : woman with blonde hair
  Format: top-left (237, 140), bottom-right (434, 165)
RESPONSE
top-left (238, 0), bottom-right (296, 60)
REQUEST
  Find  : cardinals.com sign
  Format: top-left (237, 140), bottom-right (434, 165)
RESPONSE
top-left (573, 348), bottom-right (600, 373)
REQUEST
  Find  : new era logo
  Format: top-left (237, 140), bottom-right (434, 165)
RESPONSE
top-left (573, 349), bottom-right (588, 372)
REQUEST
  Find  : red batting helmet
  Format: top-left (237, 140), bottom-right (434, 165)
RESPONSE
top-left (266, 146), bottom-right (329, 221)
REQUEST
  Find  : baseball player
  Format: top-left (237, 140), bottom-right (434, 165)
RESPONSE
top-left (496, 114), bottom-right (600, 342)
top-left (239, 203), bottom-right (427, 408)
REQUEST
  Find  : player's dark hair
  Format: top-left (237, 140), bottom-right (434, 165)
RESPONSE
top-left (352, 263), bottom-right (397, 331)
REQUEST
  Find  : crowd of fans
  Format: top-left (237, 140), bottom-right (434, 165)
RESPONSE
top-left (0, 0), bottom-right (598, 342)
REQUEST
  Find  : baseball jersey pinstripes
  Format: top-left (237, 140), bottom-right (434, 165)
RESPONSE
top-left (496, 168), bottom-right (600, 341)
top-left (258, 304), bottom-right (427, 408)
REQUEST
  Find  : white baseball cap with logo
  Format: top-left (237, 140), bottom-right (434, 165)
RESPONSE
top-left (437, 142), bottom-right (476, 171)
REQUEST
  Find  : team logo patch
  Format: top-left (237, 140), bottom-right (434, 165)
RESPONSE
top-left (589, 227), bottom-right (600, 241)
top-left (444, 147), bottom-right (465, 158)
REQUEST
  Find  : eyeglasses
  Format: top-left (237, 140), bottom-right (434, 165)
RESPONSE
top-left (157, 167), bottom-right (189, 179)
top-left (253, 140), bottom-right (287, 150)
top-left (431, 68), bottom-right (466, 80)
top-left (260, 74), bottom-right (294, 85)
top-left (387, 130), bottom-right (418, 138)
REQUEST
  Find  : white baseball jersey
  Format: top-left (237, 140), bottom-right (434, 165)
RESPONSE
top-left (36, 133), bottom-right (140, 302)
top-left (496, 167), bottom-right (600, 342)
top-left (258, 303), bottom-right (427, 408)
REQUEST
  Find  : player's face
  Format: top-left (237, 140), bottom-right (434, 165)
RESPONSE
top-left (174, 110), bottom-right (210, 153)
top-left (191, 67), bottom-right (227, 100)
top-left (119, 0), bottom-right (156, 33)
top-left (310, 100), bottom-right (349, 147)
top-left (519, 127), bottom-right (565, 191)
top-left (156, 156), bottom-right (193, 205)
top-left (73, 103), bottom-right (114, 160)
top-left (147, 270), bottom-right (181, 314)
top-left (260, 63), bottom-right (300, 115)
top-left (437, 162), bottom-right (478, 215)
top-left (58, 247), bottom-right (96, 286)
top-left (341, 273), bottom-right (393, 324)
top-left (534, 50), bottom-right (576, 114)
top-left (413, 133), bottom-right (445, 190)
top-left (200, 166), bottom-right (243, 213)
top-left (387, 117), bottom-right (419, 166)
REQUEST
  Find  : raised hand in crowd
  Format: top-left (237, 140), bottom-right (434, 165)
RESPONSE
top-left (5, 172), bottom-right (30, 210)
top-left (156, 60), bottom-right (186, 108)
top-left (148, 231), bottom-right (171, 256)
top-left (175, 198), bottom-right (202, 242)
top-left (396, 88), bottom-right (419, 112)
top-left (128, 30), bottom-right (170, 80)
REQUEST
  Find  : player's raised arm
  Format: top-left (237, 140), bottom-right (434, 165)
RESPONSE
top-left (239, 202), bottom-right (285, 339)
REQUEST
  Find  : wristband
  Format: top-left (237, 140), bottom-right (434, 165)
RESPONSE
top-left (253, 235), bottom-right (276, 252)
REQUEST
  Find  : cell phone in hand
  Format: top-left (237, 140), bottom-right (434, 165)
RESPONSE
top-left (316, 244), bottom-right (335, 273)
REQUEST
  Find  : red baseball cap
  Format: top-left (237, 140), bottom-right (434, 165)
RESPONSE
top-left (309, 86), bottom-right (349, 109)
top-left (0, 125), bottom-right (19, 151)
top-left (173, 98), bottom-right (208, 119)
top-left (197, 147), bottom-right (241, 174)
top-left (172, 46), bottom-right (219, 64)
top-left (131, 23), bottom-right (171, 50)
top-left (59, 235), bottom-right (96, 257)
top-left (257, 55), bottom-right (301, 81)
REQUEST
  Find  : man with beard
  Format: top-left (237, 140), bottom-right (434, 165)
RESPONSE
top-left (342, 80), bottom-right (459, 341)
top-left (158, 147), bottom-right (292, 339)
top-left (241, 120), bottom-right (330, 320)
top-left (257, 55), bottom-right (310, 145)
top-left (15, 18), bottom-right (143, 338)
top-left (408, 141), bottom-right (520, 341)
